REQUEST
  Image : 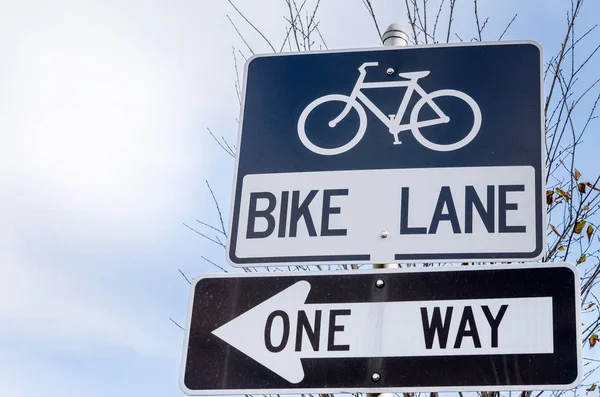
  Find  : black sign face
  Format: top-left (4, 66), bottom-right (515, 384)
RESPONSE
top-left (180, 264), bottom-right (581, 395)
top-left (227, 42), bottom-right (546, 267)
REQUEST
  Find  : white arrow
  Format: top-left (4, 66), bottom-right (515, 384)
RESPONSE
top-left (212, 281), bottom-right (554, 384)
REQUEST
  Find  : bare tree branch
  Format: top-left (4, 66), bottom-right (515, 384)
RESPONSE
top-left (362, 0), bottom-right (383, 43)
top-left (207, 127), bottom-right (235, 158)
top-left (446, 0), bottom-right (456, 43)
top-left (183, 222), bottom-right (226, 248)
top-left (206, 180), bottom-right (227, 236)
top-left (178, 269), bottom-right (192, 285)
top-left (196, 219), bottom-right (226, 236)
top-left (170, 317), bottom-right (185, 330)
top-left (226, 14), bottom-right (255, 55)
top-left (227, 0), bottom-right (277, 52)
top-left (201, 255), bottom-right (229, 273)
top-left (498, 14), bottom-right (517, 40)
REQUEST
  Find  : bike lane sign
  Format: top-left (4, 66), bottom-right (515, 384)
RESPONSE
top-left (227, 41), bottom-right (545, 267)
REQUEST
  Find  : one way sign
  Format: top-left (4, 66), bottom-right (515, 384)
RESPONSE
top-left (180, 263), bottom-right (582, 394)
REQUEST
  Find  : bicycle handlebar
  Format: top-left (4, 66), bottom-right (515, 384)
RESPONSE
top-left (358, 62), bottom-right (379, 72)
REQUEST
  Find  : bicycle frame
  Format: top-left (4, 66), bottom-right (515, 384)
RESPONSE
top-left (330, 63), bottom-right (449, 139)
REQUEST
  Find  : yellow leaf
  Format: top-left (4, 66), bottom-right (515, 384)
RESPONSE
top-left (558, 245), bottom-right (565, 251)
top-left (590, 334), bottom-right (599, 347)
top-left (577, 254), bottom-right (587, 264)
top-left (588, 225), bottom-right (594, 242)
top-left (587, 302), bottom-right (596, 309)
top-left (575, 169), bottom-right (581, 180)
top-left (550, 224), bottom-right (561, 237)
top-left (546, 190), bottom-right (554, 205)
top-left (575, 220), bottom-right (587, 234)
top-left (556, 187), bottom-right (572, 201)
top-left (588, 384), bottom-right (597, 392)
top-left (579, 182), bottom-right (587, 194)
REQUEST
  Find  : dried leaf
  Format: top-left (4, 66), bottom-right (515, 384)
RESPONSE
top-left (587, 182), bottom-right (600, 192)
top-left (574, 220), bottom-right (587, 234)
top-left (550, 224), bottom-right (561, 237)
top-left (555, 187), bottom-right (572, 201)
top-left (546, 190), bottom-right (553, 205)
top-left (590, 334), bottom-right (599, 347)
top-left (587, 225), bottom-right (594, 242)
top-left (577, 254), bottom-right (587, 264)
top-left (574, 169), bottom-right (581, 180)
top-left (558, 245), bottom-right (565, 251)
top-left (588, 384), bottom-right (597, 392)
top-left (583, 205), bottom-right (590, 211)
top-left (579, 182), bottom-right (587, 193)
top-left (587, 302), bottom-right (596, 309)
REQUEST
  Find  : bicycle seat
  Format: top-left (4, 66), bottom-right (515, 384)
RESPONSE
top-left (398, 71), bottom-right (430, 79)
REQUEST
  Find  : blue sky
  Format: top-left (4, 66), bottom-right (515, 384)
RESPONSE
top-left (1, 0), bottom-right (599, 396)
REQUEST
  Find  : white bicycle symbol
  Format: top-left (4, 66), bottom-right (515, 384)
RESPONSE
top-left (297, 61), bottom-right (482, 155)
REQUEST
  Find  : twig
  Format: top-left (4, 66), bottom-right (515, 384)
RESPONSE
top-left (573, 45), bottom-right (600, 78)
top-left (305, 0), bottom-right (322, 50)
top-left (564, 24), bottom-right (598, 58)
top-left (178, 269), bottom-right (192, 285)
top-left (280, 26), bottom-right (293, 52)
top-left (183, 222), bottom-right (226, 248)
top-left (545, 0), bottom-right (583, 116)
top-left (362, 0), bottom-right (383, 43)
top-left (201, 255), bottom-right (229, 273)
top-left (446, 0), bottom-right (456, 43)
top-left (432, 0), bottom-right (445, 42)
top-left (227, 0), bottom-right (276, 52)
top-left (404, 0), bottom-right (420, 44)
top-left (170, 317), bottom-right (184, 331)
top-left (498, 14), bottom-right (517, 40)
top-left (315, 24), bottom-right (328, 49)
top-left (220, 136), bottom-right (236, 156)
top-left (207, 127), bottom-right (235, 157)
top-left (286, 0), bottom-right (302, 51)
top-left (226, 15), bottom-right (254, 55)
top-left (196, 219), bottom-right (226, 235)
top-left (232, 47), bottom-right (241, 105)
top-left (206, 180), bottom-right (227, 236)
top-left (473, 0), bottom-right (488, 41)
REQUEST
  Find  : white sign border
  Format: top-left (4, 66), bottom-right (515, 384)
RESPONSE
top-left (225, 40), bottom-right (547, 268)
top-left (179, 262), bottom-right (582, 395)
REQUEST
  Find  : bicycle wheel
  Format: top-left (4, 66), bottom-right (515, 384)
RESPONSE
top-left (409, 89), bottom-right (482, 152)
top-left (297, 94), bottom-right (367, 156)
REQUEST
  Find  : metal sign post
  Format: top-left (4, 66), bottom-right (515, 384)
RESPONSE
top-left (369, 23), bottom-right (409, 397)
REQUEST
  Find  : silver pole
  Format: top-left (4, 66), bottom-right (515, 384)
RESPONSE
top-left (382, 23), bottom-right (409, 47)
top-left (373, 23), bottom-right (408, 273)
top-left (368, 22), bottom-right (409, 397)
